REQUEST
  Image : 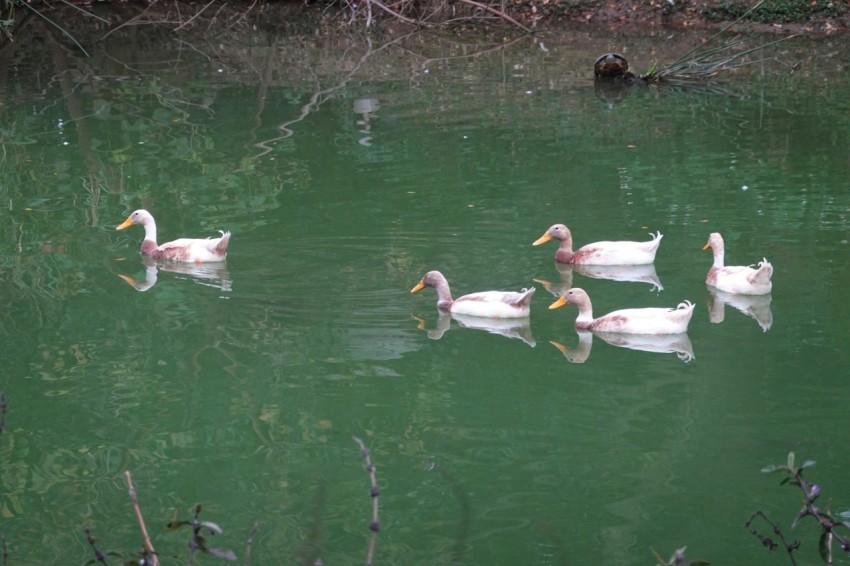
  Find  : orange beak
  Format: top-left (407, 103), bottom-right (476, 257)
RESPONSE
top-left (548, 296), bottom-right (568, 310)
top-left (410, 280), bottom-right (426, 293)
top-left (116, 217), bottom-right (134, 231)
top-left (702, 242), bottom-right (711, 250)
top-left (532, 232), bottom-right (552, 246)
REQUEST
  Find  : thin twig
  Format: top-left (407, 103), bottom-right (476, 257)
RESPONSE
top-left (353, 436), bottom-right (380, 566)
top-left (0, 392), bottom-right (6, 436)
top-left (15, 1), bottom-right (89, 56)
top-left (664, 0), bottom-right (768, 68)
top-left (101, 0), bottom-right (160, 40)
top-left (361, 0), bottom-right (421, 26)
top-left (244, 521), bottom-right (261, 566)
top-left (174, 0), bottom-right (216, 31)
top-left (456, 0), bottom-right (533, 33)
top-left (84, 529), bottom-right (110, 565)
top-left (124, 471), bottom-right (160, 566)
top-left (745, 510), bottom-right (799, 565)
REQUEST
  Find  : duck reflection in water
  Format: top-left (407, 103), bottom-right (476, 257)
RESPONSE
top-left (534, 262), bottom-right (664, 298)
top-left (412, 312), bottom-right (536, 348)
top-left (706, 288), bottom-right (773, 332)
top-left (550, 330), bottom-right (694, 364)
top-left (117, 257), bottom-right (232, 293)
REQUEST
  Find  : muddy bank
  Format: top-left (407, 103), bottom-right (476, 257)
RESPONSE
top-left (6, 0), bottom-right (848, 42)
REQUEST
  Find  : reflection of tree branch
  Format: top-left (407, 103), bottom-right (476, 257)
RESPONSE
top-left (456, 0), bottom-right (533, 33)
top-left (428, 460), bottom-right (471, 565)
top-left (40, 18), bottom-right (101, 176)
top-left (296, 481), bottom-right (326, 566)
top-left (247, 37), bottom-right (278, 146)
top-left (408, 33), bottom-right (530, 69)
top-left (253, 32), bottom-right (417, 157)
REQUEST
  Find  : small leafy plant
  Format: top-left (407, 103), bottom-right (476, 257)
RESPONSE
top-left (167, 504), bottom-right (237, 563)
top-left (747, 452), bottom-right (850, 565)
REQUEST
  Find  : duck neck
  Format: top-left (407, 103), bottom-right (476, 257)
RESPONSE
top-left (712, 246), bottom-right (725, 268)
top-left (142, 221), bottom-right (158, 246)
top-left (432, 279), bottom-right (454, 311)
top-left (574, 298), bottom-right (595, 326)
top-left (555, 232), bottom-right (575, 263)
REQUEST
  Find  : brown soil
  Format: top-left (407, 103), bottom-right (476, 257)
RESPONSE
top-left (517, 0), bottom-right (847, 35)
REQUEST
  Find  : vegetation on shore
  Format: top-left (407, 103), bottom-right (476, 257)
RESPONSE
top-left (0, 0), bottom-right (846, 42)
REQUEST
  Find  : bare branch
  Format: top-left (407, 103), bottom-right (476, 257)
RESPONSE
top-left (456, 0), bottom-right (534, 33)
top-left (353, 436), bottom-right (380, 566)
top-left (124, 471), bottom-right (160, 566)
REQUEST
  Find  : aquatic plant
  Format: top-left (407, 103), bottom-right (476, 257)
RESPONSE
top-left (71, 438), bottom-right (378, 565)
top-left (748, 452), bottom-right (850, 565)
top-left (641, 0), bottom-right (796, 84)
top-left (166, 504), bottom-right (238, 563)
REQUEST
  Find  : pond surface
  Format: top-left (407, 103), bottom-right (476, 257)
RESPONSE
top-left (1, 16), bottom-right (849, 565)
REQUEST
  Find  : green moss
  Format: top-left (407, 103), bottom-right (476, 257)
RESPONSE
top-left (702, 0), bottom-right (846, 23)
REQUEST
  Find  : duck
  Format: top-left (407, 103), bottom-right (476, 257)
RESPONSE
top-left (532, 223), bottom-right (662, 265)
top-left (548, 287), bottom-right (694, 334)
top-left (116, 209), bottom-right (231, 263)
top-left (410, 270), bottom-right (535, 318)
top-left (703, 232), bottom-right (772, 295)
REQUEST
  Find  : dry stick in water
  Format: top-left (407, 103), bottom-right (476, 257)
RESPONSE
top-left (353, 436), bottom-right (380, 566)
top-left (0, 392), bottom-right (6, 436)
top-left (244, 521), bottom-right (261, 566)
top-left (124, 471), bottom-right (160, 566)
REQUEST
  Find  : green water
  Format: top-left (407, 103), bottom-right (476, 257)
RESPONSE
top-left (1, 21), bottom-right (849, 565)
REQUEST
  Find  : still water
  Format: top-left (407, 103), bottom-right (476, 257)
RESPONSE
top-left (1, 18), bottom-right (849, 565)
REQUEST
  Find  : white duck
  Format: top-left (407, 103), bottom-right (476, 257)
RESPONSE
top-left (116, 209), bottom-right (231, 263)
top-left (533, 223), bottom-right (662, 265)
top-left (410, 271), bottom-right (535, 319)
top-left (703, 232), bottom-right (772, 295)
top-left (548, 287), bottom-right (694, 334)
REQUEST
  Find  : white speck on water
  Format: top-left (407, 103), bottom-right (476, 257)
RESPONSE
top-left (525, 90), bottom-right (533, 95)
top-left (741, 185), bottom-right (749, 191)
